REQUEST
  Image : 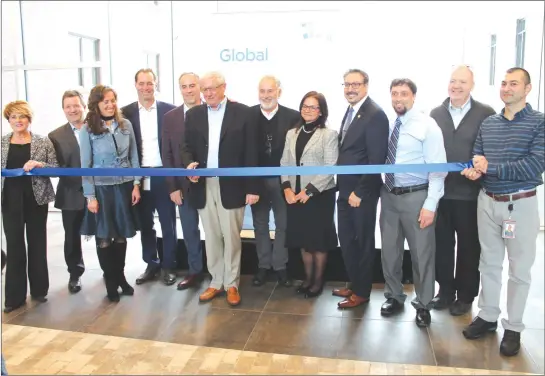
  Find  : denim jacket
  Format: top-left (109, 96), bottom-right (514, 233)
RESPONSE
top-left (79, 118), bottom-right (141, 198)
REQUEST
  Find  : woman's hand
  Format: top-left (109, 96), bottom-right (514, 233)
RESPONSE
top-left (23, 160), bottom-right (44, 171)
top-left (87, 198), bottom-right (99, 214)
top-left (132, 185), bottom-right (141, 205)
top-left (295, 189), bottom-right (311, 204)
top-left (284, 188), bottom-right (298, 204)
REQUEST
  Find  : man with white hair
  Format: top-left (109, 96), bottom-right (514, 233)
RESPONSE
top-left (250, 75), bottom-right (300, 287)
top-left (181, 71), bottom-right (260, 306)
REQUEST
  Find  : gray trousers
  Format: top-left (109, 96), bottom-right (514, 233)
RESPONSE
top-left (251, 177), bottom-right (288, 271)
top-left (380, 187), bottom-right (436, 310)
top-left (476, 190), bottom-right (540, 332)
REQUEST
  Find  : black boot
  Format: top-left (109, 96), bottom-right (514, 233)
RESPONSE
top-left (96, 245), bottom-right (120, 302)
top-left (114, 241), bottom-right (134, 296)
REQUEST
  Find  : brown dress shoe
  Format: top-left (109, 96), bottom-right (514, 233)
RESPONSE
top-left (177, 274), bottom-right (202, 290)
top-left (332, 288), bottom-right (353, 298)
top-left (199, 287), bottom-right (224, 302)
top-left (337, 294), bottom-right (369, 308)
top-left (226, 287), bottom-right (241, 306)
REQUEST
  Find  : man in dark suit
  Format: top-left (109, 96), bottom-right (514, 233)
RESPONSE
top-left (334, 69), bottom-right (390, 308)
top-left (162, 72), bottom-right (203, 291)
top-left (181, 71), bottom-right (260, 306)
top-left (48, 90), bottom-right (87, 293)
top-left (121, 68), bottom-right (177, 286)
top-left (250, 76), bottom-right (300, 287)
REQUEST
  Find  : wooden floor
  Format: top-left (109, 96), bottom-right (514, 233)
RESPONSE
top-left (1, 212), bottom-right (544, 375)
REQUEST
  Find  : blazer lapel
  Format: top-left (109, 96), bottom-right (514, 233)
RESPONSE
top-left (131, 102), bottom-right (141, 134)
top-left (219, 101), bottom-right (235, 143)
top-left (30, 132), bottom-right (40, 160)
top-left (197, 105), bottom-right (209, 143)
top-left (301, 128), bottom-right (321, 159)
top-left (1, 134), bottom-right (11, 169)
top-left (63, 123), bottom-right (79, 151)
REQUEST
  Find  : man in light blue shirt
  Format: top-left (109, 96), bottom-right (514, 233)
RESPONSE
top-left (379, 78), bottom-right (447, 328)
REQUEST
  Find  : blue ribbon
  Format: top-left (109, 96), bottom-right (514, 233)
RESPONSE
top-left (1, 162), bottom-right (473, 177)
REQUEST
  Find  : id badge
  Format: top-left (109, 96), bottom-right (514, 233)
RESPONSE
top-left (143, 177), bottom-right (151, 191)
top-left (502, 220), bottom-right (516, 239)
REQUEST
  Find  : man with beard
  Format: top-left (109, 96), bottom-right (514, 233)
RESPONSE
top-left (250, 76), bottom-right (300, 287)
top-left (48, 90), bottom-right (88, 293)
top-left (379, 78), bottom-right (447, 327)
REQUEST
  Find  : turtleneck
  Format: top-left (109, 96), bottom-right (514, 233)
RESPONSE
top-left (302, 118), bottom-right (321, 132)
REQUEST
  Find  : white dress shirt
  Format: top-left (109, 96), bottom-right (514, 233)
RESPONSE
top-left (449, 96), bottom-right (472, 129)
top-left (138, 100), bottom-right (162, 167)
top-left (261, 104), bottom-right (279, 120)
top-left (206, 96), bottom-right (228, 169)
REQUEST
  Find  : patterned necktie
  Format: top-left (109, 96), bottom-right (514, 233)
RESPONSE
top-left (341, 107), bottom-right (354, 143)
top-left (384, 117), bottom-right (402, 191)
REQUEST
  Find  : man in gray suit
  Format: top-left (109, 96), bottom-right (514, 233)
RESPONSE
top-left (48, 90), bottom-right (87, 293)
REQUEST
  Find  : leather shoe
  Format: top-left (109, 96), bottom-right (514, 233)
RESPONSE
top-left (227, 287), bottom-right (241, 306)
top-left (277, 269), bottom-right (292, 287)
top-left (380, 298), bottom-right (403, 316)
top-left (177, 274), bottom-right (202, 290)
top-left (449, 300), bottom-right (472, 316)
top-left (431, 293), bottom-right (455, 310)
top-left (416, 308), bottom-right (431, 327)
top-left (252, 268), bottom-right (268, 286)
top-left (463, 316), bottom-right (497, 339)
top-left (338, 294), bottom-right (369, 308)
top-left (31, 295), bottom-right (48, 303)
top-left (3, 301), bottom-right (25, 313)
top-left (332, 288), bottom-right (353, 298)
top-left (68, 277), bottom-right (82, 293)
top-left (136, 267), bottom-right (160, 285)
top-left (199, 287), bottom-right (224, 302)
top-left (500, 330), bottom-right (521, 357)
top-left (162, 269), bottom-right (177, 286)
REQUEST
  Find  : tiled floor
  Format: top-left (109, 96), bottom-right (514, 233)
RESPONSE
top-left (1, 212), bottom-right (544, 375)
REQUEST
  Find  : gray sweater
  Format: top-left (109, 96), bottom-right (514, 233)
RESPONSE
top-left (430, 97), bottom-right (496, 200)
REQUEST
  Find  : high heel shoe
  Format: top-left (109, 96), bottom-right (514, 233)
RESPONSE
top-left (304, 285), bottom-right (324, 298)
top-left (295, 283), bottom-right (311, 294)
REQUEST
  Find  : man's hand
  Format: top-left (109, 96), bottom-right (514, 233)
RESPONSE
top-left (418, 208), bottom-right (435, 229)
top-left (348, 192), bottom-right (361, 208)
top-left (473, 155), bottom-right (488, 174)
top-left (461, 167), bottom-right (482, 181)
top-left (246, 194), bottom-right (259, 205)
top-left (186, 162), bottom-right (199, 183)
top-left (295, 189), bottom-right (311, 204)
top-left (132, 185), bottom-right (141, 205)
top-left (170, 190), bottom-right (183, 206)
top-left (284, 188), bottom-right (298, 204)
top-left (87, 199), bottom-right (99, 214)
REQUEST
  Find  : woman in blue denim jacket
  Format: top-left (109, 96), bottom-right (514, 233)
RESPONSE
top-left (79, 85), bottom-right (141, 302)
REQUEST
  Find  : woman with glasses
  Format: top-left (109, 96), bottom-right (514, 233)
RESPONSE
top-left (280, 91), bottom-right (339, 298)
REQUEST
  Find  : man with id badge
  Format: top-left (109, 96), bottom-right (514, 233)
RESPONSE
top-left (461, 67), bottom-right (544, 357)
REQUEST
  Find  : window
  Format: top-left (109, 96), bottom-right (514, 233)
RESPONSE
top-left (489, 34), bottom-right (497, 85)
top-left (69, 33), bottom-right (101, 88)
top-left (144, 52), bottom-right (160, 91)
top-left (516, 18), bottom-right (526, 67)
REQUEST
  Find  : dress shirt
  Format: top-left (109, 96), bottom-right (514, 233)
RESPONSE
top-left (261, 104), bottom-right (279, 120)
top-left (390, 108), bottom-right (447, 211)
top-left (138, 100), bottom-right (162, 167)
top-left (206, 96), bottom-right (228, 169)
top-left (70, 123), bottom-right (81, 147)
top-left (449, 96), bottom-right (472, 129)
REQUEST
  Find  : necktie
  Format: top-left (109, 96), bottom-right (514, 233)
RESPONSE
top-left (384, 117), bottom-right (402, 191)
top-left (341, 107), bottom-right (354, 143)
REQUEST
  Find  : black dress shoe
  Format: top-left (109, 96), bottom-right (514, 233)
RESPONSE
top-left (416, 308), bottom-right (431, 327)
top-left (162, 269), bottom-right (177, 286)
top-left (500, 330), bottom-right (521, 356)
top-left (253, 268), bottom-right (268, 286)
top-left (431, 293), bottom-right (455, 310)
top-left (304, 285), bottom-right (323, 298)
top-left (276, 269), bottom-right (292, 287)
top-left (381, 298), bottom-right (403, 316)
top-left (68, 277), bottom-right (82, 293)
top-left (3, 301), bottom-right (25, 313)
top-left (462, 316), bottom-right (498, 339)
top-left (135, 267), bottom-right (160, 285)
top-left (449, 300), bottom-right (472, 316)
top-left (31, 295), bottom-right (48, 303)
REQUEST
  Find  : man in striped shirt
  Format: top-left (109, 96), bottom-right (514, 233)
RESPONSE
top-left (461, 67), bottom-right (544, 357)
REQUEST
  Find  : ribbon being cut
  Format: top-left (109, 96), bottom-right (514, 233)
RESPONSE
top-left (1, 162), bottom-right (472, 178)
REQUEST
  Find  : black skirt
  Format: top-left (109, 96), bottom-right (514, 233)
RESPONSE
top-left (285, 188), bottom-right (338, 252)
top-left (80, 181), bottom-right (140, 239)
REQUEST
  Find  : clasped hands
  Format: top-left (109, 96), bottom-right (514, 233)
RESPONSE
top-left (284, 188), bottom-right (311, 204)
top-left (461, 155), bottom-right (488, 181)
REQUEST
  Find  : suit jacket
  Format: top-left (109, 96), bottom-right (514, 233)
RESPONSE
top-left (1, 132), bottom-right (58, 206)
top-left (336, 97), bottom-right (390, 200)
top-left (121, 100), bottom-right (177, 167)
top-left (250, 104), bottom-right (301, 167)
top-left (48, 123), bottom-right (86, 210)
top-left (280, 127), bottom-right (339, 192)
top-left (180, 100), bottom-right (260, 210)
top-left (162, 104), bottom-right (190, 194)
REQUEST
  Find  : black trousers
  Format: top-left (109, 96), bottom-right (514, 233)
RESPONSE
top-left (435, 199), bottom-right (480, 302)
top-left (61, 209), bottom-right (86, 278)
top-left (2, 199), bottom-right (49, 307)
top-left (337, 195), bottom-right (379, 298)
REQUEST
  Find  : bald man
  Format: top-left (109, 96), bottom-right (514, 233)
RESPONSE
top-left (430, 65), bottom-right (496, 316)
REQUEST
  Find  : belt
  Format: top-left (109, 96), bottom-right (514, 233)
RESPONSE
top-left (389, 183), bottom-right (429, 196)
top-left (484, 189), bottom-right (536, 202)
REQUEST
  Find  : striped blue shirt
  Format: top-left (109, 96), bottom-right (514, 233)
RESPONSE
top-left (473, 103), bottom-right (544, 194)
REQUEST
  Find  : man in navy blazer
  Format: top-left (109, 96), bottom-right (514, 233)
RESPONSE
top-left (121, 68), bottom-right (177, 286)
top-left (334, 69), bottom-right (390, 308)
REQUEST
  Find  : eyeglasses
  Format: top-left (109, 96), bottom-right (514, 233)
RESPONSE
top-left (343, 82), bottom-right (365, 89)
top-left (301, 104), bottom-right (320, 111)
top-left (201, 84), bottom-right (224, 93)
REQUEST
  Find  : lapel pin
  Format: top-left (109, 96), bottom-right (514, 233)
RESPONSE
top-left (357, 114), bottom-right (361, 119)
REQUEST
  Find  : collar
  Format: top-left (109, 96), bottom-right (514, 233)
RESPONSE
top-left (69, 122), bottom-right (81, 131)
top-left (397, 107), bottom-right (417, 124)
top-left (500, 103), bottom-right (533, 120)
top-left (350, 95), bottom-right (368, 115)
top-left (138, 100), bottom-right (157, 111)
top-left (449, 96), bottom-right (471, 111)
top-left (208, 96), bottom-right (228, 111)
top-left (261, 104), bottom-right (279, 119)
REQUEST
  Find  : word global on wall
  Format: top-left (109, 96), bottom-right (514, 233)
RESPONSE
top-left (220, 48), bottom-right (269, 62)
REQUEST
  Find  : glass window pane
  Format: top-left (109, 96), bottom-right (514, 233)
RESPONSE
top-left (82, 37), bottom-right (98, 62)
top-left (1, 71), bottom-right (22, 136)
top-left (1, 0), bottom-right (24, 66)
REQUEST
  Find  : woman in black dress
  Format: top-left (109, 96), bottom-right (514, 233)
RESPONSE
top-left (280, 91), bottom-right (339, 298)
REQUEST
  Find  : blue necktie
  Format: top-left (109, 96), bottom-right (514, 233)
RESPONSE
top-left (384, 117), bottom-right (402, 191)
top-left (341, 107), bottom-right (354, 143)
